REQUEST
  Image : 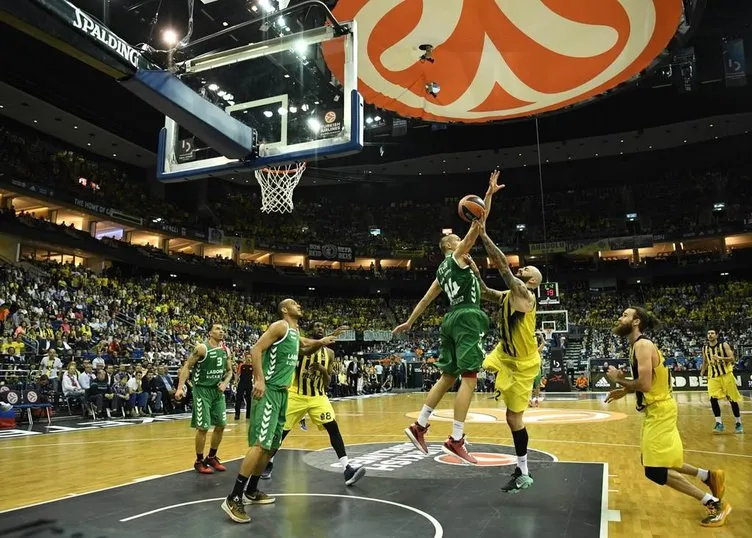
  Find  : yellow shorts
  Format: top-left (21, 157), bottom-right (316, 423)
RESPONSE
top-left (483, 346), bottom-right (541, 413)
top-left (707, 373), bottom-right (742, 402)
top-left (284, 392), bottom-right (336, 430)
top-left (640, 399), bottom-right (684, 468)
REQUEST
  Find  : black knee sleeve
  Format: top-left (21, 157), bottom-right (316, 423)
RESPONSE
top-left (323, 420), bottom-right (347, 459)
top-left (730, 400), bottom-right (741, 418)
top-left (511, 427), bottom-right (529, 457)
top-left (644, 466), bottom-right (668, 485)
top-left (710, 397), bottom-right (721, 417)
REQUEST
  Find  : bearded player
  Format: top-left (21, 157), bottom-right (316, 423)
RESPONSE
top-left (606, 307), bottom-right (731, 527)
top-left (700, 329), bottom-right (743, 434)
top-left (221, 299), bottom-right (343, 523)
top-left (260, 321), bottom-right (365, 486)
top-left (175, 323), bottom-right (233, 474)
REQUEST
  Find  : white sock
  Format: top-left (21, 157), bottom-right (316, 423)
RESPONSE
top-left (697, 468), bottom-right (709, 482)
top-left (339, 456), bottom-right (349, 470)
top-left (518, 454), bottom-right (529, 475)
top-left (269, 457), bottom-right (274, 463)
top-left (715, 417), bottom-right (722, 424)
top-left (736, 417), bottom-right (742, 425)
top-left (417, 405), bottom-right (433, 427)
top-left (701, 493), bottom-right (718, 505)
top-left (451, 420), bottom-right (464, 441)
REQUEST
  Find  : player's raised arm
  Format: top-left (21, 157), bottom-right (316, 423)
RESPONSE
top-left (250, 320), bottom-right (289, 399)
top-left (393, 279), bottom-right (442, 334)
top-left (463, 254), bottom-right (503, 303)
top-left (176, 342), bottom-right (206, 399)
top-left (482, 169), bottom-right (505, 224)
top-left (300, 326), bottom-right (347, 356)
top-left (479, 226), bottom-right (535, 312)
top-left (454, 218), bottom-right (483, 258)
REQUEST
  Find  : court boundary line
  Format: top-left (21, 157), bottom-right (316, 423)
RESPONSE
top-left (118, 494), bottom-right (444, 538)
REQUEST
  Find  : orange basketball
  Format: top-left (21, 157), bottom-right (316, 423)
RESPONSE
top-left (458, 195), bottom-right (485, 222)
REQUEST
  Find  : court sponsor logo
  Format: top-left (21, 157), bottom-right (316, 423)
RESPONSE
top-left (305, 442), bottom-right (555, 480)
top-left (326, 0), bottom-right (683, 122)
top-left (72, 7), bottom-right (141, 68)
top-left (406, 408), bottom-right (627, 425)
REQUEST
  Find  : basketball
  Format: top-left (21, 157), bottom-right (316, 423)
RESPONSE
top-left (458, 195), bottom-right (486, 222)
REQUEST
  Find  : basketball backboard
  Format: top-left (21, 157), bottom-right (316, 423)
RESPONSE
top-left (157, 21), bottom-right (362, 182)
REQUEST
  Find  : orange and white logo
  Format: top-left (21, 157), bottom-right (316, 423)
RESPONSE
top-left (435, 452), bottom-right (517, 466)
top-left (324, 111), bottom-right (337, 124)
top-left (326, 0), bottom-right (683, 122)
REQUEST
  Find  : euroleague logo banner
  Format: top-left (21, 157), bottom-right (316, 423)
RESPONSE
top-left (326, 0), bottom-right (683, 122)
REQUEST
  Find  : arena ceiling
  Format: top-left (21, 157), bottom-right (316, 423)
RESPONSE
top-left (1, 0), bottom-right (751, 178)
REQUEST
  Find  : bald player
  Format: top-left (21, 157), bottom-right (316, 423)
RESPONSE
top-left (472, 171), bottom-right (544, 493)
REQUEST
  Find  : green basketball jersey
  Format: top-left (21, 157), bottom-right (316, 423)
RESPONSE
top-left (263, 323), bottom-right (300, 389)
top-left (193, 342), bottom-right (228, 387)
top-left (436, 253), bottom-right (481, 310)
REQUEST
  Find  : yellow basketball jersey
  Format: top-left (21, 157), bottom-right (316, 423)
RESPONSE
top-left (702, 343), bottom-right (730, 378)
top-left (630, 335), bottom-right (673, 411)
top-left (289, 348), bottom-right (330, 397)
top-left (497, 290), bottom-right (537, 357)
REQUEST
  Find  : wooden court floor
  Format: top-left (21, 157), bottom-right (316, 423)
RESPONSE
top-left (1, 391), bottom-right (749, 537)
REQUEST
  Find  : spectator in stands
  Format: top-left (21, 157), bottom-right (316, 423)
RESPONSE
top-left (39, 349), bottom-right (62, 393)
top-left (144, 371), bottom-right (163, 413)
top-left (78, 364), bottom-right (94, 391)
top-left (153, 365), bottom-right (177, 413)
top-left (127, 370), bottom-right (149, 416)
top-left (112, 374), bottom-right (131, 417)
top-left (88, 369), bottom-right (115, 418)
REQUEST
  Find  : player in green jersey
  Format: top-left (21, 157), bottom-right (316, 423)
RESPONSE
top-left (395, 171), bottom-right (500, 465)
top-left (176, 323), bottom-right (234, 474)
top-left (222, 298), bottom-right (344, 524)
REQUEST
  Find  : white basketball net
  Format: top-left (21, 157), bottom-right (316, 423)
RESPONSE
top-left (544, 328), bottom-right (553, 340)
top-left (254, 162), bottom-right (306, 213)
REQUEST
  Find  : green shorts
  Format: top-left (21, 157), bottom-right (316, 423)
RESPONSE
top-left (191, 385), bottom-right (227, 430)
top-left (533, 369), bottom-right (543, 388)
top-left (436, 307), bottom-right (490, 376)
top-left (249, 387), bottom-right (288, 451)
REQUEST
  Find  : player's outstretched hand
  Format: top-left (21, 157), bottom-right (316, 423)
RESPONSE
top-left (331, 325), bottom-right (349, 337)
top-left (486, 170), bottom-right (505, 197)
top-left (604, 388), bottom-right (627, 404)
top-left (392, 322), bottom-right (412, 335)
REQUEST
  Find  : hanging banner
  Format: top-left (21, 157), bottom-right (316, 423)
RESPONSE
top-left (308, 244), bottom-right (354, 262)
top-left (723, 38), bottom-right (747, 87)
top-left (529, 241), bottom-right (567, 255)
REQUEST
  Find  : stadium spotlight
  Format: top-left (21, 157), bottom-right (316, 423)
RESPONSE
top-left (516, 224), bottom-right (526, 232)
top-left (162, 28), bottom-right (179, 47)
top-left (713, 202), bottom-right (726, 213)
top-left (307, 117), bottom-right (321, 133)
top-left (625, 212), bottom-right (638, 222)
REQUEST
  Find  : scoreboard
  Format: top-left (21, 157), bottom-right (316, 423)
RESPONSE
top-left (538, 282), bottom-right (560, 305)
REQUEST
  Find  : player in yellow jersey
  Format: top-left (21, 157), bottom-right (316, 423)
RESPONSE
top-left (260, 321), bottom-right (365, 486)
top-left (700, 329), bottom-right (743, 434)
top-left (605, 307), bottom-right (731, 527)
top-left (465, 172), bottom-right (543, 492)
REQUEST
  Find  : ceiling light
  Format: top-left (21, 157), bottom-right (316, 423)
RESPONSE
top-left (284, 73), bottom-right (290, 78)
top-left (374, 115), bottom-right (381, 121)
top-left (250, 5), bottom-right (258, 12)
top-left (365, 116), bottom-right (373, 124)
top-left (33, 120), bottom-right (38, 123)
top-left (225, 93), bottom-right (234, 100)
top-left (162, 28), bottom-right (178, 47)
top-left (278, 17), bottom-right (285, 26)
top-left (263, 110), bottom-right (273, 118)
top-left (289, 106), bottom-right (297, 113)
top-left (278, 107), bottom-right (288, 116)
top-left (208, 83), bottom-right (219, 91)
top-left (113, 153), bottom-right (117, 157)
top-left (222, 21), bottom-right (228, 27)
top-left (87, 143), bottom-right (91, 147)
top-left (217, 90), bottom-right (226, 97)
top-left (74, 125), bottom-right (78, 129)
top-left (0, 105), bottom-right (4, 108)
top-left (294, 40), bottom-right (308, 56)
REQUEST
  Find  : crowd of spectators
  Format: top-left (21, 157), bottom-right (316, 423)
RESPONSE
top-left (3, 255), bottom-right (750, 423)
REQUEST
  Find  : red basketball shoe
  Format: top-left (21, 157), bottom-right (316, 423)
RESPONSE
top-left (442, 435), bottom-right (477, 464)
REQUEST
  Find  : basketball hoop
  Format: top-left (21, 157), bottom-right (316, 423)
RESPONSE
top-left (254, 162), bottom-right (306, 213)
top-left (543, 328), bottom-right (553, 340)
